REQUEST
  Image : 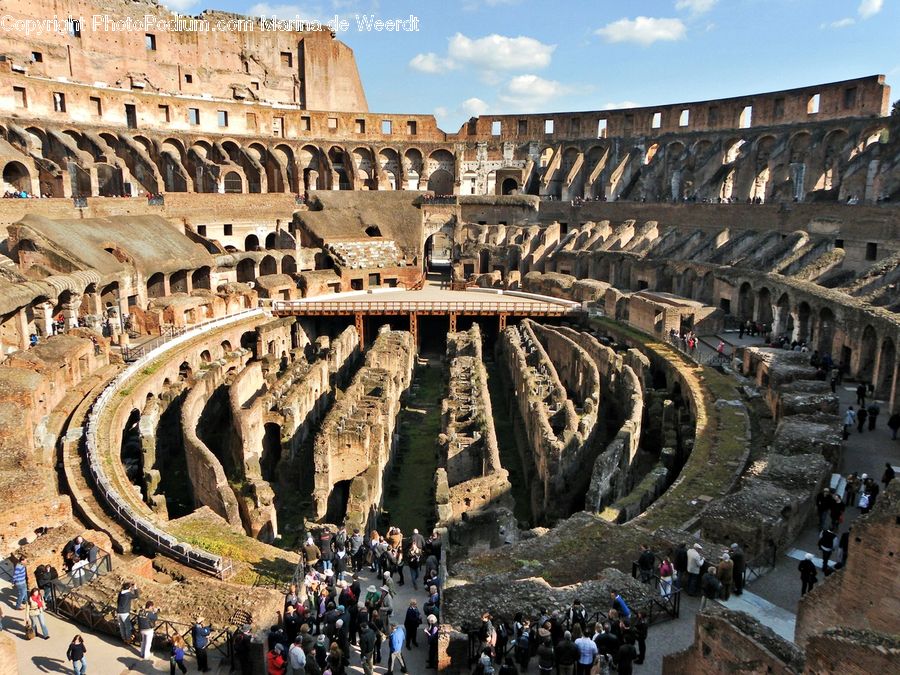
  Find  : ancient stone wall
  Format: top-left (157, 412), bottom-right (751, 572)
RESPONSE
top-left (497, 319), bottom-right (600, 521)
top-left (436, 325), bottom-right (512, 543)
top-left (804, 629), bottom-right (900, 675)
top-left (311, 328), bottom-right (414, 531)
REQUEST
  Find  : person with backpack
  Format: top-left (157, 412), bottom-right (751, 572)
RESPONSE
top-left (514, 618), bottom-right (532, 670)
top-left (403, 600), bottom-right (421, 649)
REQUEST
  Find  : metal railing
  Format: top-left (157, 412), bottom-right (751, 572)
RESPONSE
top-left (48, 550), bottom-right (114, 610)
top-left (272, 299), bottom-right (582, 315)
top-left (629, 561), bottom-right (681, 622)
top-left (82, 308), bottom-right (264, 579)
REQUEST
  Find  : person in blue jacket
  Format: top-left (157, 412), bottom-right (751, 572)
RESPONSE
top-left (192, 615), bottom-right (213, 673)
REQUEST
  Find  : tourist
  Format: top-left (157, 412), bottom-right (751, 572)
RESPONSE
top-left (815, 488), bottom-right (832, 531)
top-left (536, 628), bottom-right (554, 673)
top-left (267, 642), bottom-right (286, 675)
top-left (686, 543), bottom-right (704, 596)
top-left (829, 492), bottom-right (845, 530)
top-left (673, 542), bottom-right (688, 591)
top-left (818, 526), bottom-right (837, 571)
top-left (304, 536), bottom-right (321, 572)
top-left (326, 641), bottom-right (347, 674)
top-left (27, 587), bottom-right (49, 639)
top-left (568, 598), bottom-right (588, 632)
top-left (66, 634), bottom-right (87, 675)
top-left (637, 544), bottom-right (655, 584)
top-left (867, 401), bottom-right (880, 430)
top-left (717, 553), bottom-right (734, 600)
top-left (423, 614), bottom-right (439, 669)
top-left (609, 590), bottom-right (631, 622)
top-left (798, 553), bottom-right (818, 595)
top-left (514, 617), bottom-right (532, 670)
top-left (843, 406), bottom-right (856, 439)
top-left (633, 611), bottom-right (648, 664)
top-left (407, 542), bottom-right (423, 590)
top-left (287, 635), bottom-right (306, 675)
top-left (192, 615), bottom-right (213, 672)
top-left (555, 629), bottom-right (578, 675)
top-left (171, 634), bottom-right (189, 675)
top-left (12, 555), bottom-right (29, 610)
top-left (699, 566), bottom-right (721, 610)
top-left (844, 472), bottom-right (861, 507)
top-left (388, 624), bottom-right (408, 673)
top-left (379, 583), bottom-right (394, 632)
top-left (616, 633), bottom-right (639, 675)
top-left (888, 411), bottom-right (900, 440)
top-left (883, 463), bottom-right (896, 488)
top-left (403, 600), bottom-right (421, 649)
top-left (358, 620), bottom-right (376, 674)
top-left (116, 581), bottom-right (139, 643)
top-left (349, 529), bottom-right (365, 572)
top-left (856, 405), bottom-right (868, 433)
top-left (572, 624), bottom-right (597, 675)
top-left (856, 382), bottom-right (867, 406)
top-left (138, 601), bottom-right (158, 659)
top-left (320, 529), bottom-right (334, 572)
top-left (477, 646), bottom-right (495, 674)
top-left (658, 556), bottom-right (674, 597)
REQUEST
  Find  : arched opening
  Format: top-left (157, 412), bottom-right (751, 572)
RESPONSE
top-left (236, 258), bottom-right (256, 283)
top-left (120, 408), bottom-right (143, 493)
top-left (264, 232), bottom-right (278, 249)
top-left (200, 349), bottom-right (211, 363)
top-left (221, 339), bottom-right (232, 353)
top-left (2, 161), bottom-right (31, 194)
top-left (858, 325), bottom-right (877, 383)
top-left (147, 272), bottom-right (166, 299)
top-left (425, 230), bottom-right (453, 272)
top-left (260, 255), bottom-right (278, 276)
top-left (261, 422), bottom-right (281, 482)
top-left (244, 234), bottom-right (259, 251)
top-left (738, 282), bottom-right (754, 322)
top-left (191, 266), bottom-right (211, 290)
top-left (797, 301), bottom-right (811, 343)
top-left (479, 249), bottom-right (490, 275)
top-left (282, 255), bottom-right (297, 275)
top-left (697, 272), bottom-right (714, 305)
top-left (818, 307), bottom-right (835, 356)
top-left (427, 169), bottom-right (453, 195)
top-left (223, 171), bottom-right (243, 193)
top-left (680, 268), bottom-right (698, 299)
top-left (876, 338), bottom-right (896, 397)
top-left (775, 293), bottom-right (792, 338)
top-left (365, 225), bottom-right (382, 237)
top-left (501, 178), bottom-right (519, 195)
top-left (169, 269), bottom-right (188, 294)
top-left (178, 361), bottom-right (193, 381)
top-left (240, 330), bottom-right (258, 358)
top-left (756, 287), bottom-right (773, 327)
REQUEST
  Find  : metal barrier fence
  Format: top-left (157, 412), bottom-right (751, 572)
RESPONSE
top-left (48, 550), bottom-right (114, 610)
top-left (272, 299), bottom-right (581, 315)
top-left (83, 308), bottom-right (264, 579)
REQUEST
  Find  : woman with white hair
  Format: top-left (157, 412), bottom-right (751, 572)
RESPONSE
top-left (798, 553), bottom-right (818, 595)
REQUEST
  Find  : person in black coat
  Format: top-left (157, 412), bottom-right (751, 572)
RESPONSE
top-left (730, 544), bottom-right (746, 595)
top-left (798, 554), bottom-right (818, 595)
top-left (673, 543), bottom-right (688, 591)
top-left (633, 612), bottom-right (649, 664)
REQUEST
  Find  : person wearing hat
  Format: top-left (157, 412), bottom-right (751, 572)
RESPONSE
top-left (191, 615), bottom-right (213, 672)
top-left (798, 552), bottom-right (818, 595)
top-left (686, 543), bottom-right (705, 596)
top-left (314, 634), bottom-right (328, 670)
top-left (380, 584), bottom-right (394, 633)
top-left (382, 570), bottom-right (398, 597)
top-left (424, 614), bottom-right (440, 669)
top-left (267, 642), bottom-right (286, 675)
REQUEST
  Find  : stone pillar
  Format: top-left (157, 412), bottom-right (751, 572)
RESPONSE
top-left (38, 301), bottom-right (54, 337)
top-left (15, 307), bottom-right (29, 350)
top-left (62, 293), bottom-right (82, 329)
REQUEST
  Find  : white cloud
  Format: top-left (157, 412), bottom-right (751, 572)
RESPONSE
top-left (675, 0), bottom-right (717, 14)
top-left (448, 33), bottom-right (556, 71)
top-left (824, 17), bottom-right (856, 28)
top-left (408, 52), bottom-right (450, 74)
top-left (461, 97), bottom-right (490, 116)
top-left (595, 17), bottom-right (687, 46)
top-left (497, 74), bottom-right (573, 111)
top-left (859, 0), bottom-right (884, 18)
top-left (602, 101), bottom-right (640, 110)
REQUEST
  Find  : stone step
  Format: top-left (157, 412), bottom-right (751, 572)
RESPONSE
top-left (717, 589), bottom-right (797, 642)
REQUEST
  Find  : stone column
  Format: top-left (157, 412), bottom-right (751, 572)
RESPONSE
top-left (38, 301), bottom-right (54, 337)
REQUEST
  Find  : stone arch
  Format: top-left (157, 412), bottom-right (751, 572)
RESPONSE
top-left (169, 269), bottom-right (189, 294)
top-left (147, 272), bottom-right (166, 298)
top-left (282, 255), bottom-right (297, 275)
top-left (775, 293), bottom-right (793, 337)
top-left (244, 234), bottom-right (260, 251)
top-left (200, 349), bottom-right (212, 363)
top-left (403, 148), bottom-right (423, 190)
top-left (723, 138), bottom-right (745, 164)
top-left (328, 146), bottom-right (350, 190)
top-left (191, 266), bottom-right (211, 290)
top-left (261, 422), bottom-right (282, 482)
top-left (351, 146), bottom-right (376, 190)
top-left (738, 282), bottom-right (754, 321)
top-left (427, 169), bottom-right (453, 195)
top-left (272, 143), bottom-right (297, 193)
top-left (797, 301), bottom-right (812, 343)
top-left (756, 286), bottom-right (773, 326)
top-left (858, 325), bottom-right (878, 382)
top-left (501, 177), bottom-right (519, 195)
top-left (2, 161), bottom-right (31, 193)
top-left (876, 337), bottom-right (896, 397)
top-left (178, 360), bottom-right (193, 381)
top-left (680, 267), bottom-right (698, 299)
top-left (237, 258), bottom-right (256, 283)
top-left (818, 307), bottom-right (835, 356)
top-left (264, 232), bottom-right (278, 249)
top-left (223, 170), bottom-right (243, 193)
top-left (377, 148), bottom-right (400, 190)
top-left (221, 339), bottom-right (232, 353)
top-left (819, 129), bottom-right (849, 194)
top-left (299, 144), bottom-right (325, 191)
top-left (260, 255), bottom-right (278, 276)
top-left (240, 330), bottom-right (257, 358)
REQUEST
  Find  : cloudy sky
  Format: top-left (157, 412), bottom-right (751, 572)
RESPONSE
top-left (165, 0), bottom-right (897, 131)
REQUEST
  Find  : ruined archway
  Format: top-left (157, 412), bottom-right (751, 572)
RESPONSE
top-left (876, 338), bottom-right (896, 397)
top-left (858, 325), bottom-right (877, 383)
top-left (427, 169), bottom-right (453, 195)
top-left (756, 287), bottom-right (773, 327)
top-left (147, 272), bottom-right (166, 299)
top-left (738, 282), bottom-right (754, 322)
top-left (244, 234), bottom-right (259, 251)
top-left (236, 258), bottom-right (256, 283)
top-left (3, 161), bottom-right (31, 193)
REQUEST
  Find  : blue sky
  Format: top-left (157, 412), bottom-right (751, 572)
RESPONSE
top-left (165, 0), bottom-right (898, 131)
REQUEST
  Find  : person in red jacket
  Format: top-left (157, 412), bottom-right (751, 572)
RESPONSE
top-left (267, 643), bottom-right (286, 675)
